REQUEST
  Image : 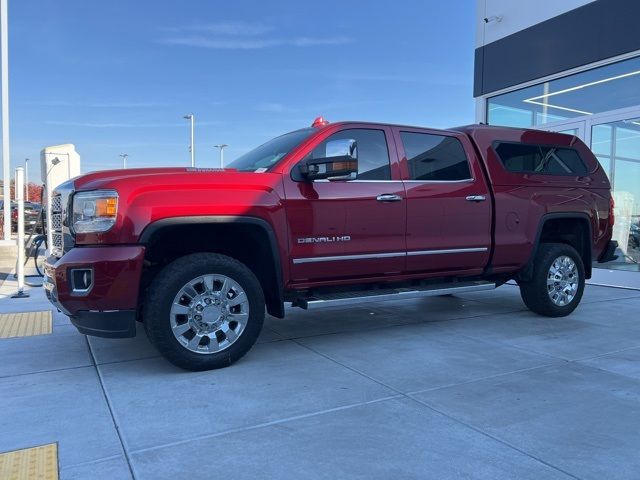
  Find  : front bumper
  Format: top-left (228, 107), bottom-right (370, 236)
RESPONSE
top-left (44, 245), bottom-right (145, 338)
top-left (69, 310), bottom-right (137, 338)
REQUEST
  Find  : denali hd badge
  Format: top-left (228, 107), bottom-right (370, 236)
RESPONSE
top-left (297, 236), bottom-right (351, 244)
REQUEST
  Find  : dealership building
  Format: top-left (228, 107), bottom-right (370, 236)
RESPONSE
top-left (475, 0), bottom-right (640, 284)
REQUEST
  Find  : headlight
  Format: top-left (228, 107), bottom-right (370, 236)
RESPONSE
top-left (72, 190), bottom-right (118, 233)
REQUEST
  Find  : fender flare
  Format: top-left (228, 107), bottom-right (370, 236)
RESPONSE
top-left (520, 212), bottom-right (593, 281)
top-left (139, 215), bottom-right (285, 318)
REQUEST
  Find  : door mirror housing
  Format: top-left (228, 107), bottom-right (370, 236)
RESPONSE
top-left (299, 138), bottom-right (358, 181)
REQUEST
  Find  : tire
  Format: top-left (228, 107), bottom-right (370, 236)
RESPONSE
top-left (519, 243), bottom-right (585, 317)
top-left (143, 253), bottom-right (265, 371)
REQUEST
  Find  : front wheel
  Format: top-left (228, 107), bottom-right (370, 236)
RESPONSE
top-left (143, 253), bottom-right (265, 371)
top-left (519, 243), bottom-right (585, 317)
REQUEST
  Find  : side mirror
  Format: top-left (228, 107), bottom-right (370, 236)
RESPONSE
top-left (300, 138), bottom-right (358, 181)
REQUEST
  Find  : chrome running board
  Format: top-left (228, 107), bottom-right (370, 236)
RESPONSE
top-left (290, 280), bottom-right (496, 310)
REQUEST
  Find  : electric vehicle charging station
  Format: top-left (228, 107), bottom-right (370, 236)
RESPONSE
top-left (40, 144), bottom-right (81, 256)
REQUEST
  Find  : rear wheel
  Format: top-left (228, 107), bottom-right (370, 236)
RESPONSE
top-left (519, 243), bottom-right (585, 317)
top-left (144, 253), bottom-right (265, 371)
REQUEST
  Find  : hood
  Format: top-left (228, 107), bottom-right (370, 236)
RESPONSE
top-left (73, 167), bottom-right (209, 190)
top-left (72, 167), bottom-right (280, 193)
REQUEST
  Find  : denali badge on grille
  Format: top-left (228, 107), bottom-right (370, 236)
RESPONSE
top-left (297, 236), bottom-right (351, 244)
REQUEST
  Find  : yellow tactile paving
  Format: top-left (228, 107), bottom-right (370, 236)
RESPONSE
top-left (0, 443), bottom-right (58, 480)
top-left (0, 311), bottom-right (52, 338)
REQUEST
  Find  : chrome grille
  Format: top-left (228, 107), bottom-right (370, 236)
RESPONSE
top-left (52, 232), bottom-right (63, 253)
top-left (51, 195), bottom-right (62, 213)
top-left (51, 193), bottom-right (64, 258)
top-left (51, 213), bottom-right (62, 230)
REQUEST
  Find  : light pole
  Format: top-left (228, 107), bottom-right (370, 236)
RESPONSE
top-left (1, 0), bottom-right (11, 243)
top-left (184, 114), bottom-right (195, 167)
top-left (119, 153), bottom-right (128, 169)
top-left (213, 144), bottom-right (228, 168)
top-left (24, 157), bottom-right (28, 201)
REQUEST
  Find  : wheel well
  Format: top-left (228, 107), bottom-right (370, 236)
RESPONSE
top-left (538, 217), bottom-right (592, 278)
top-left (141, 222), bottom-right (284, 318)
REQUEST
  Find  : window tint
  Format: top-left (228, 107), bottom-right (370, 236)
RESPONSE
top-left (494, 142), bottom-right (588, 175)
top-left (312, 129), bottom-right (391, 180)
top-left (401, 132), bottom-right (472, 181)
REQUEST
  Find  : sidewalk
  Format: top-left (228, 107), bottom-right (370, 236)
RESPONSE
top-left (1, 273), bottom-right (640, 479)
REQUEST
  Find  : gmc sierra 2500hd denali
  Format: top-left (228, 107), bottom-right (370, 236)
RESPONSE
top-left (44, 119), bottom-right (617, 371)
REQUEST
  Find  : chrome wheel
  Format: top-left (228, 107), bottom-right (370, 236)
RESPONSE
top-left (546, 255), bottom-right (579, 306)
top-left (170, 274), bottom-right (249, 354)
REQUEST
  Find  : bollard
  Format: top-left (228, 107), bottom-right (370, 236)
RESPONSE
top-left (11, 166), bottom-right (29, 298)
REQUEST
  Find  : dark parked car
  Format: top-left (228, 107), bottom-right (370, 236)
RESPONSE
top-left (0, 200), bottom-right (43, 233)
top-left (18, 202), bottom-right (43, 233)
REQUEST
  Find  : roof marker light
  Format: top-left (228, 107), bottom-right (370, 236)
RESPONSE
top-left (312, 116), bottom-right (330, 128)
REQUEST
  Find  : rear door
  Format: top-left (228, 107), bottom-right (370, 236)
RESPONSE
top-left (283, 126), bottom-right (406, 283)
top-left (393, 128), bottom-right (492, 276)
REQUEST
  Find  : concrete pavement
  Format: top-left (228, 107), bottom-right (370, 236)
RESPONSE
top-left (1, 277), bottom-right (639, 479)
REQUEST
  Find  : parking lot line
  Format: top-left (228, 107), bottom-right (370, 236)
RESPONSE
top-left (0, 311), bottom-right (52, 338)
top-left (0, 443), bottom-right (58, 480)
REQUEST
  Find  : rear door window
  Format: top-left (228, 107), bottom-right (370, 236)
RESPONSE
top-left (494, 142), bottom-right (588, 175)
top-left (400, 132), bottom-right (472, 181)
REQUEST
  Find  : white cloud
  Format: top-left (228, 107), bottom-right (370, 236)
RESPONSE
top-left (160, 35), bottom-right (351, 49)
top-left (85, 101), bottom-right (167, 108)
top-left (45, 120), bottom-right (221, 128)
top-left (161, 36), bottom-right (280, 49)
top-left (29, 100), bottom-right (168, 108)
top-left (90, 141), bottom-right (185, 148)
top-left (290, 37), bottom-right (352, 47)
top-left (256, 102), bottom-right (290, 113)
top-left (160, 20), bottom-right (351, 50)
top-left (255, 99), bottom-right (381, 114)
top-left (167, 21), bottom-right (275, 36)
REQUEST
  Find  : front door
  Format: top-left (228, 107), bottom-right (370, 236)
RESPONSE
top-left (283, 126), bottom-right (406, 284)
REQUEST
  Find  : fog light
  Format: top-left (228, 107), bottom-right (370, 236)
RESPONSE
top-left (70, 268), bottom-right (93, 293)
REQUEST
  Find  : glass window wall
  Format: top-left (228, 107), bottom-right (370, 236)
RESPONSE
top-left (592, 118), bottom-right (640, 264)
top-left (488, 56), bottom-right (640, 127)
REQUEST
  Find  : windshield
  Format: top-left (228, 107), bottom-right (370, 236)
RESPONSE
top-left (227, 128), bottom-right (315, 172)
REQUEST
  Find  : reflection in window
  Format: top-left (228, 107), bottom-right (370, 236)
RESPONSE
top-left (494, 143), bottom-right (587, 175)
top-left (312, 129), bottom-right (391, 180)
top-left (487, 55), bottom-right (640, 128)
top-left (591, 125), bottom-right (612, 156)
top-left (615, 124), bottom-right (640, 160)
top-left (487, 105), bottom-right (532, 128)
top-left (615, 160), bottom-right (640, 217)
top-left (592, 119), bottom-right (640, 264)
top-left (400, 132), bottom-right (472, 181)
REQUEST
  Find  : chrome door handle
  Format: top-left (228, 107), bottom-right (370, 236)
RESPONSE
top-left (376, 194), bottom-right (402, 202)
top-left (465, 195), bottom-right (486, 202)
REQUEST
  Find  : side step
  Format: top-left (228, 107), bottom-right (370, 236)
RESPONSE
top-left (290, 280), bottom-right (496, 310)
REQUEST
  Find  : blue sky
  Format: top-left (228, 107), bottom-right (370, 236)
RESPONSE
top-left (8, 0), bottom-right (475, 181)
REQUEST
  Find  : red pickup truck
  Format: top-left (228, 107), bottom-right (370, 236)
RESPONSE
top-left (44, 119), bottom-right (617, 370)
